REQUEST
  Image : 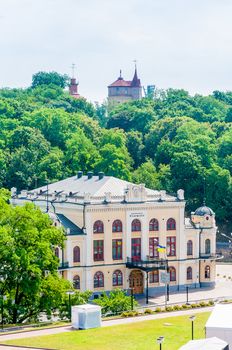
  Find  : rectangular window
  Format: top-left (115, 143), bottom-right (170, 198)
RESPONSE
top-left (131, 238), bottom-right (141, 261)
top-left (167, 236), bottom-right (176, 256)
top-left (112, 239), bottom-right (123, 260)
top-left (149, 270), bottom-right (159, 283)
top-left (93, 240), bottom-right (104, 261)
top-left (149, 237), bottom-right (159, 258)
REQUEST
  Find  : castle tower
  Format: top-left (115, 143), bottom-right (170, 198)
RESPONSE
top-left (69, 64), bottom-right (81, 99)
top-left (108, 65), bottom-right (142, 105)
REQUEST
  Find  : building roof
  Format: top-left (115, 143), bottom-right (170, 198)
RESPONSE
top-left (131, 67), bottom-right (141, 87)
top-left (56, 213), bottom-right (84, 235)
top-left (179, 337), bottom-right (228, 350)
top-left (108, 78), bottom-right (131, 87)
top-left (194, 206), bottom-right (214, 216)
top-left (206, 304), bottom-right (232, 330)
top-left (14, 174), bottom-right (179, 205)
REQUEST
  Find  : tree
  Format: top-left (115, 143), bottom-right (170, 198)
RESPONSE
top-left (0, 195), bottom-right (70, 324)
top-left (31, 71), bottom-right (69, 89)
top-left (94, 290), bottom-right (138, 315)
top-left (132, 160), bottom-right (160, 190)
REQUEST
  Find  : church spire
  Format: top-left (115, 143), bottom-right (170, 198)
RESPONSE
top-left (131, 60), bottom-right (141, 87)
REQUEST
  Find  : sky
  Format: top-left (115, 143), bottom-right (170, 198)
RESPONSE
top-left (0, 0), bottom-right (232, 102)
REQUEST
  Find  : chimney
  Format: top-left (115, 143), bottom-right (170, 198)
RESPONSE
top-left (77, 171), bottom-right (83, 179)
top-left (98, 172), bottom-right (104, 180)
top-left (87, 171), bottom-right (93, 179)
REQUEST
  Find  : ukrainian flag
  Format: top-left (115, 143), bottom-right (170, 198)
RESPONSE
top-left (157, 245), bottom-right (166, 253)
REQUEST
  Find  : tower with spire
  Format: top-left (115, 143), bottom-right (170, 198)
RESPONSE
top-left (108, 64), bottom-right (142, 105)
top-left (69, 63), bottom-right (81, 99)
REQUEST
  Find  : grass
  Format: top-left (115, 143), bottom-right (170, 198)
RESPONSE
top-left (3, 312), bottom-right (210, 350)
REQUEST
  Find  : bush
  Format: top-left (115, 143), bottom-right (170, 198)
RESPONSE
top-left (144, 308), bottom-right (153, 314)
top-left (208, 300), bottom-right (214, 306)
top-left (199, 301), bottom-right (206, 307)
top-left (173, 305), bottom-right (182, 310)
top-left (155, 307), bottom-right (162, 313)
top-left (191, 304), bottom-right (198, 308)
top-left (182, 304), bottom-right (188, 309)
top-left (94, 290), bottom-right (138, 315)
top-left (165, 306), bottom-right (173, 312)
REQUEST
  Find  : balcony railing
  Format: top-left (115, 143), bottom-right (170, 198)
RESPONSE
top-left (126, 257), bottom-right (168, 271)
top-left (199, 253), bottom-right (223, 260)
top-left (58, 262), bottom-right (69, 269)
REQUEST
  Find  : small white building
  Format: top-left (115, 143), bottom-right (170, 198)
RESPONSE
top-left (206, 304), bottom-right (232, 348)
top-left (179, 337), bottom-right (229, 350)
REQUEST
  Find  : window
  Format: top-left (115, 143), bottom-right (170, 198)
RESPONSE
top-left (113, 270), bottom-right (123, 286)
top-left (167, 218), bottom-right (176, 230)
top-left (149, 237), bottom-right (159, 258)
top-left (131, 238), bottom-right (141, 261)
top-left (93, 240), bottom-right (104, 261)
top-left (112, 220), bottom-right (122, 233)
top-left (205, 239), bottom-right (211, 254)
top-left (93, 220), bottom-right (104, 234)
top-left (205, 265), bottom-right (210, 278)
top-left (149, 270), bottom-right (159, 283)
top-left (73, 275), bottom-right (80, 289)
top-left (187, 267), bottom-right (192, 280)
top-left (73, 246), bottom-right (80, 263)
top-left (112, 239), bottom-right (122, 260)
top-left (55, 247), bottom-right (59, 258)
top-left (167, 236), bottom-right (176, 256)
top-left (187, 240), bottom-right (193, 256)
top-left (169, 266), bottom-right (176, 282)
top-left (94, 271), bottom-right (104, 288)
top-left (149, 218), bottom-right (159, 231)
top-left (131, 219), bottom-right (141, 232)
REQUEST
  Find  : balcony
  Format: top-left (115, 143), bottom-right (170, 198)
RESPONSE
top-left (126, 257), bottom-right (168, 272)
top-left (58, 262), bottom-right (69, 270)
top-left (199, 253), bottom-right (223, 260)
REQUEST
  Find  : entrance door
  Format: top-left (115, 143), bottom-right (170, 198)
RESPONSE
top-left (129, 270), bottom-right (144, 294)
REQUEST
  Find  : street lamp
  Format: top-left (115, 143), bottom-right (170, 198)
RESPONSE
top-left (157, 336), bottom-right (164, 350)
top-left (66, 290), bottom-right (75, 322)
top-left (189, 315), bottom-right (196, 340)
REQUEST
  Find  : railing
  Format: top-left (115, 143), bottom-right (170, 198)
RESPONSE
top-left (126, 257), bottom-right (168, 271)
top-left (199, 253), bottom-right (223, 260)
top-left (58, 262), bottom-right (69, 269)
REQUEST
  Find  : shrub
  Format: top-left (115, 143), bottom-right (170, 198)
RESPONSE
top-left (144, 308), bottom-right (153, 314)
top-left (208, 300), bottom-right (214, 306)
top-left (191, 304), bottom-right (198, 308)
top-left (182, 304), bottom-right (188, 309)
top-left (173, 305), bottom-right (181, 310)
top-left (155, 307), bottom-right (162, 313)
top-left (165, 306), bottom-right (173, 312)
top-left (199, 301), bottom-right (206, 307)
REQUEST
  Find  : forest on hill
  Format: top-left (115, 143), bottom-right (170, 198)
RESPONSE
top-left (0, 72), bottom-right (231, 231)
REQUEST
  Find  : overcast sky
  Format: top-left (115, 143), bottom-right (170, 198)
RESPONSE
top-left (0, 0), bottom-right (232, 102)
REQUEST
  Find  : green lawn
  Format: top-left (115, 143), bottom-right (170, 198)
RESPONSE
top-left (3, 312), bottom-right (210, 350)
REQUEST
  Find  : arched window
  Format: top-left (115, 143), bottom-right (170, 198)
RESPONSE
top-left (131, 219), bottom-right (141, 232)
top-left (187, 240), bottom-right (193, 256)
top-left (187, 267), bottom-right (192, 280)
top-left (73, 246), bottom-right (80, 263)
top-left (113, 270), bottom-right (123, 286)
top-left (149, 218), bottom-right (159, 231)
top-left (149, 270), bottom-right (159, 283)
top-left (93, 220), bottom-right (104, 234)
top-left (73, 275), bottom-right (80, 289)
top-left (167, 218), bottom-right (176, 230)
top-left (205, 239), bottom-right (211, 254)
top-left (205, 265), bottom-right (210, 278)
top-left (55, 247), bottom-right (59, 258)
top-left (94, 271), bottom-right (104, 288)
top-left (112, 220), bottom-right (122, 233)
top-left (169, 266), bottom-right (176, 282)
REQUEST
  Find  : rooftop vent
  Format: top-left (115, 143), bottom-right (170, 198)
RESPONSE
top-left (87, 171), bottom-right (93, 179)
top-left (77, 171), bottom-right (83, 179)
top-left (98, 172), bottom-right (104, 180)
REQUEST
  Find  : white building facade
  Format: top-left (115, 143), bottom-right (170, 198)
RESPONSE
top-left (12, 172), bottom-right (218, 297)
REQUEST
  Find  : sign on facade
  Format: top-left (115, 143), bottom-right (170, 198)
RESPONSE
top-left (161, 272), bottom-right (170, 284)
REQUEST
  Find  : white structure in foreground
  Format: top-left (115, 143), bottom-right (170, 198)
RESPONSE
top-left (179, 337), bottom-right (228, 350)
top-left (206, 304), bottom-right (232, 348)
top-left (72, 304), bottom-right (101, 329)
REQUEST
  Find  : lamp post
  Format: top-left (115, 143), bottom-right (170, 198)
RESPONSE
top-left (186, 286), bottom-right (189, 304)
top-left (189, 315), bottom-right (196, 340)
top-left (66, 290), bottom-right (75, 322)
top-left (130, 287), bottom-right (134, 311)
top-left (157, 336), bottom-right (164, 350)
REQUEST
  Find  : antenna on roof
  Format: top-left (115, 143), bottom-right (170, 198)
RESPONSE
top-left (133, 59), bottom-right (137, 70)
top-left (70, 63), bottom-right (76, 78)
top-left (203, 177), bottom-right (206, 206)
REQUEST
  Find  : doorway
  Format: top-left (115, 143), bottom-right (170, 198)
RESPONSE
top-left (129, 270), bottom-right (144, 294)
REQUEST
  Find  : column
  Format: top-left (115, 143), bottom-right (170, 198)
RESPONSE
top-left (141, 211), bottom-right (148, 260)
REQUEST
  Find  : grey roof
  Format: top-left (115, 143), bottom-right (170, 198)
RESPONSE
top-left (32, 175), bottom-right (160, 197)
top-left (56, 213), bottom-right (84, 235)
top-left (194, 206), bottom-right (214, 216)
top-left (179, 337), bottom-right (228, 350)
